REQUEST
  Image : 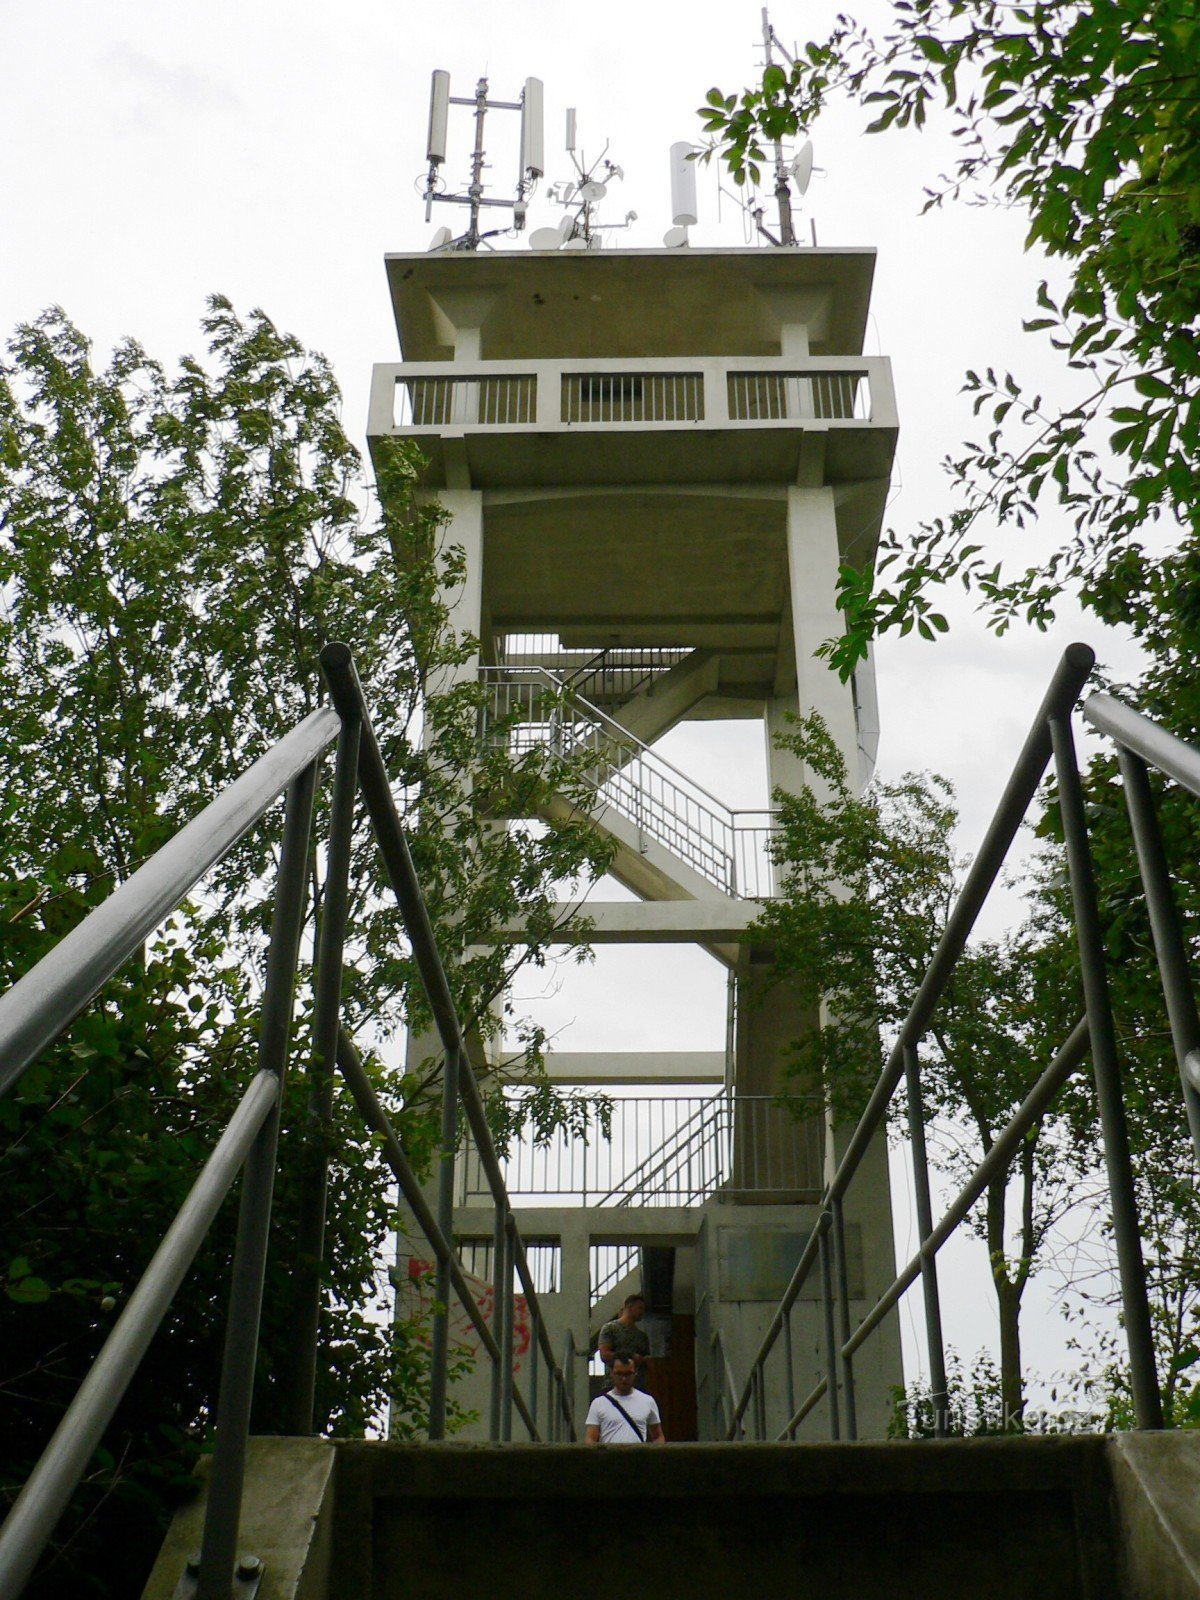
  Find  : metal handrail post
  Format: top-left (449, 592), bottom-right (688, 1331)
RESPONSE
top-left (782, 1306), bottom-right (796, 1440)
top-left (1116, 748), bottom-right (1200, 1166)
top-left (830, 1197), bottom-right (858, 1439)
top-left (819, 1222), bottom-right (840, 1440)
top-left (198, 764), bottom-right (317, 1600)
top-left (427, 1042), bottom-right (462, 1441)
top-left (500, 1217), bottom-right (516, 1441)
top-left (903, 1044), bottom-right (949, 1437)
top-left (286, 714), bottom-right (361, 1435)
top-left (529, 1306), bottom-right (540, 1439)
top-left (1051, 714), bottom-right (1164, 1430)
top-left (489, 1202), bottom-right (506, 1440)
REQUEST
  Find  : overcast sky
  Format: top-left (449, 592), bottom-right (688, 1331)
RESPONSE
top-left (2, 0), bottom-right (1141, 1399)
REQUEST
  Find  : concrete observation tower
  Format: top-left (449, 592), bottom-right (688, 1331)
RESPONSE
top-left (367, 76), bottom-right (903, 1440)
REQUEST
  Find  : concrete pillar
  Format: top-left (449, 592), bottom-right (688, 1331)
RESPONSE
top-left (785, 485), bottom-right (859, 788)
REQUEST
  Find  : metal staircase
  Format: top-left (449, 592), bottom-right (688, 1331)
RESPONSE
top-left (480, 661), bottom-right (776, 899)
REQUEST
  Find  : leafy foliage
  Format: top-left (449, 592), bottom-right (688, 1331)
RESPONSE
top-left (699, 0), bottom-right (1200, 673)
top-left (0, 301), bottom-right (611, 1594)
top-left (752, 714), bottom-right (1095, 1419)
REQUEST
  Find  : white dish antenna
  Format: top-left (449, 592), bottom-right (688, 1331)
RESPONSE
top-left (669, 142), bottom-right (698, 227)
top-left (791, 140), bottom-right (814, 196)
top-left (428, 225), bottom-right (453, 250)
top-left (561, 236), bottom-right (587, 250)
top-left (580, 180), bottom-right (607, 203)
top-left (528, 225), bottom-right (563, 250)
top-left (662, 225), bottom-right (689, 248)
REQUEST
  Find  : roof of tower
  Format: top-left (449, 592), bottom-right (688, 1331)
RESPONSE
top-left (383, 246), bottom-right (877, 361)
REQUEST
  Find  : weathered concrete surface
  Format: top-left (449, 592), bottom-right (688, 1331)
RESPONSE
top-left (331, 1437), bottom-right (1120, 1600)
top-left (1111, 1431), bottom-right (1200, 1599)
top-left (140, 1437), bottom-right (335, 1600)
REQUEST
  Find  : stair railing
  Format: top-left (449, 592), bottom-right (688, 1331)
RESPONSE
top-left (480, 664), bottom-right (776, 898)
top-left (0, 643), bottom-right (575, 1600)
top-left (717, 644), bottom-right (1182, 1444)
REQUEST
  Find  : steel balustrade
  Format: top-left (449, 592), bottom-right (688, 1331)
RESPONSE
top-left (0, 642), bottom-right (578, 1600)
top-left (479, 664), bottom-right (777, 898)
top-left (715, 645), bottom-right (1200, 1442)
top-left (453, 1093), bottom-right (823, 1208)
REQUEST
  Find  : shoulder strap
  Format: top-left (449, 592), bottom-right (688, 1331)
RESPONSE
top-left (603, 1392), bottom-right (646, 1442)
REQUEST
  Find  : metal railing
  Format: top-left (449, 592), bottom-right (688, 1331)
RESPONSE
top-left (727, 369), bottom-right (871, 422)
top-left (562, 371), bottom-right (705, 424)
top-left (715, 644), bottom-right (1192, 1443)
top-left (455, 1094), bottom-right (822, 1207)
top-left (0, 644), bottom-right (578, 1600)
top-left (480, 664), bottom-right (776, 899)
top-left (394, 374), bottom-right (536, 427)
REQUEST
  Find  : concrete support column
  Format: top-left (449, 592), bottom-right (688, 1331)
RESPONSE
top-left (785, 486), bottom-right (859, 788)
top-left (559, 1219), bottom-right (592, 1432)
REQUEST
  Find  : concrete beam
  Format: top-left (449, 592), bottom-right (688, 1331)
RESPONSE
top-left (494, 899), bottom-right (760, 945)
top-left (453, 1206), bottom-right (703, 1247)
top-left (540, 1051), bottom-right (726, 1085)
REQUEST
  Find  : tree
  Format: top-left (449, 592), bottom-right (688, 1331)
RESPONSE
top-left (751, 715), bottom-right (1095, 1423)
top-left (698, 0), bottom-right (1200, 675)
top-left (0, 301), bottom-right (611, 1595)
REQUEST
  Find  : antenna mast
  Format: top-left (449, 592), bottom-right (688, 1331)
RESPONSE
top-left (761, 8), bottom-right (796, 246)
top-left (421, 70), bottom-right (544, 250)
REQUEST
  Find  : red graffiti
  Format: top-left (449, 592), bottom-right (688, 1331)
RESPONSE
top-left (402, 1257), bottom-right (530, 1370)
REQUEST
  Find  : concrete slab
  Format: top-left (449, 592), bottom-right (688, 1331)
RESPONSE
top-left (1111, 1430), bottom-right (1200, 1598)
top-left (140, 1437), bottom-right (335, 1600)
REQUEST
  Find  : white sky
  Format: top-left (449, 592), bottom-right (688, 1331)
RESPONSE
top-left (2, 0), bottom-right (1141, 1406)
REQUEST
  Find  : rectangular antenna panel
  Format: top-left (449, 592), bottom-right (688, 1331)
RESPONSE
top-left (521, 77), bottom-right (544, 177)
top-left (565, 106), bottom-right (576, 152)
top-left (427, 70), bottom-right (450, 165)
top-left (670, 141), bottom-right (698, 227)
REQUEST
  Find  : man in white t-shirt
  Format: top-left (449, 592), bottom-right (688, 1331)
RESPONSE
top-left (584, 1356), bottom-right (665, 1444)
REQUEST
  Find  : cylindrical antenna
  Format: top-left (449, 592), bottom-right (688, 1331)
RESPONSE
top-left (427, 69), bottom-right (450, 165)
top-left (670, 142), bottom-right (698, 226)
top-left (521, 77), bottom-right (544, 177)
top-left (565, 107), bottom-right (577, 152)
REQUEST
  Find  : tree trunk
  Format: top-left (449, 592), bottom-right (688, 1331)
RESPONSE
top-left (995, 1277), bottom-right (1024, 1429)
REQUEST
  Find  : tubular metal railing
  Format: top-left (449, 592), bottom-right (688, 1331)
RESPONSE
top-left (480, 664), bottom-right (776, 899)
top-left (394, 374), bottom-right (536, 427)
top-left (715, 644), bottom-right (1196, 1443)
top-left (726, 369), bottom-right (871, 423)
top-left (562, 371), bottom-right (705, 424)
top-left (455, 1094), bottom-right (822, 1208)
top-left (0, 643), bottom-right (578, 1600)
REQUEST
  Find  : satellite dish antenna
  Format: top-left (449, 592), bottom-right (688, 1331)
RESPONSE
top-left (580, 180), bottom-right (607, 203)
top-left (557, 214), bottom-right (575, 238)
top-left (529, 226), bottom-right (563, 250)
top-left (663, 225), bottom-right (689, 248)
top-left (429, 225), bottom-right (453, 250)
top-left (669, 142), bottom-right (698, 227)
top-left (561, 236), bottom-right (587, 250)
top-left (791, 141), bottom-right (815, 196)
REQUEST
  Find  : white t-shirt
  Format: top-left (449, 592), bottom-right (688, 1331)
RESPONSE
top-left (585, 1387), bottom-right (661, 1444)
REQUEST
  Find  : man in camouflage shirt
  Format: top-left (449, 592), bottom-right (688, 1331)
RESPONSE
top-left (597, 1293), bottom-right (651, 1387)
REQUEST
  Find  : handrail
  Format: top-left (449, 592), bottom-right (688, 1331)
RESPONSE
top-left (719, 644), bottom-right (1174, 1442)
top-left (1084, 693), bottom-right (1200, 801)
top-left (0, 706), bottom-right (340, 1100)
top-left (0, 645), bottom-right (578, 1600)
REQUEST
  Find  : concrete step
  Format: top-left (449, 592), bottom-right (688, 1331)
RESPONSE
top-left (143, 1433), bottom-right (1200, 1600)
top-left (332, 1437), bottom-right (1120, 1600)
